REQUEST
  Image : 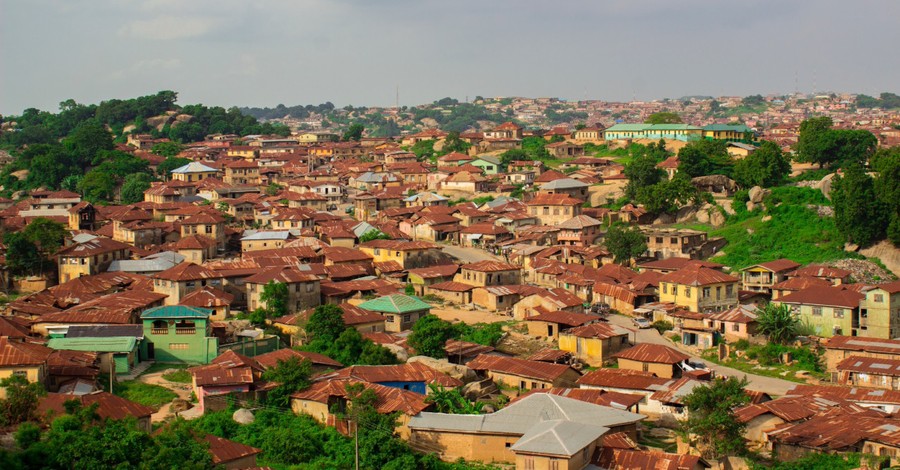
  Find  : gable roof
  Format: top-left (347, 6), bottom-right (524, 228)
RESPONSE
top-left (576, 368), bottom-right (670, 390)
top-left (152, 262), bottom-right (222, 282)
top-left (253, 348), bottom-right (343, 369)
top-left (510, 419), bottom-right (609, 457)
top-left (659, 264), bottom-right (739, 286)
top-left (321, 362), bottom-right (461, 388)
top-left (613, 343), bottom-right (689, 365)
top-left (141, 305), bottom-right (212, 319)
top-left (777, 285), bottom-right (865, 308)
top-left (0, 338), bottom-right (52, 366)
top-left (466, 354), bottom-right (577, 382)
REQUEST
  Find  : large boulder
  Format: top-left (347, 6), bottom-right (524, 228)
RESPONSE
top-left (408, 356), bottom-right (477, 382)
top-left (233, 408), bottom-right (255, 424)
top-left (384, 344), bottom-right (409, 362)
top-left (652, 213), bottom-right (676, 225)
top-left (817, 173), bottom-right (836, 199)
top-left (748, 186), bottom-right (770, 204)
top-left (709, 209), bottom-right (726, 227)
top-left (676, 205), bottom-right (699, 223)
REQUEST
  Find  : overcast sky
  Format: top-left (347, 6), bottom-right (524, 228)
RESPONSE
top-left (2, 0), bottom-right (898, 115)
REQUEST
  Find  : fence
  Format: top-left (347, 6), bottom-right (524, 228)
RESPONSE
top-left (217, 336), bottom-right (282, 357)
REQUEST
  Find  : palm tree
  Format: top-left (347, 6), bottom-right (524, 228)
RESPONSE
top-left (756, 303), bottom-right (799, 344)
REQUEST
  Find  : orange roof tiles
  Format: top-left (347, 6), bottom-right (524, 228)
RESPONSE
top-left (466, 354), bottom-right (577, 382)
top-left (614, 344), bottom-right (689, 365)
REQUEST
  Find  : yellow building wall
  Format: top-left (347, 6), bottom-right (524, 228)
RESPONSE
top-left (410, 430), bottom-right (518, 463)
top-left (618, 358), bottom-right (676, 378)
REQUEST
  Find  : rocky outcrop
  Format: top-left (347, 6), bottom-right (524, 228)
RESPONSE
top-left (407, 356), bottom-right (477, 382)
top-left (233, 408), bottom-right (255, 424)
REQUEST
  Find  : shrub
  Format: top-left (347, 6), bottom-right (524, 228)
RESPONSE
top-left (652, 320), bottom-right (674, 334)
top-left (732, 339), bottom-right (750, 351)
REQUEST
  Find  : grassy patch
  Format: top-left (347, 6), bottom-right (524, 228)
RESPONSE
top-left (701, 343), bottom-right (827, 383)
top-left (105, 380), bottom-right (178, 408)
top-left (161, 369), bottom-right (192, 383)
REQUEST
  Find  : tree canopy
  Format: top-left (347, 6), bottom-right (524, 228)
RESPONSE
top-left (796, 117), bottom-right (877, 168)
top-left (832, 164), bottom-right (888, 247)
top-left (733, 141), bottom-right (791, 188)
top-left (756, 303), bottom-right (799, 344)
top-left (645, 112), bottom-right (683, 124)
top-left (604, 223), bottom-right (647, 264)
top-left (679, 376), bottom-right (751, 459)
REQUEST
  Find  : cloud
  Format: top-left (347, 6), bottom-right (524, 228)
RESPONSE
top-left (118, 15), bottom-right (223, 40)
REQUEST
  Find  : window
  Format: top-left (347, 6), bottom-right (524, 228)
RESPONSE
top-left (523, 457), bottom-right (534, 470)
top-left (812, 307), bottom-right (822, 316)
top-left (169, 343), bottom-right (189, 350)
top-left (875, 294), bottom-right (885, 303)
top-left (685, 288), bottom-right (691, 298)
top-left (670, 237), bottom-right (678, 244)
top-left (13, 370), bottom-right (27, 378)
top-left (403, 315), bottom-right (411, 323)
top-left (703, 287), bottom-right (711, 298)
top-left (306, 283), bottom-right (314, 292)
top-left (834, 308), bottom-right (844, 319)
top-left (655, 237), bottom-right (663, 243)
top-left (673, 286), bottom-right (678, 296)
top-left (733, 323), bottom-right (741, 332)
top-left (386, 316), bottom-right (395, 323)
top-left (642, 363), bottom-right (649, 372)
top-left (726, 284), bottom-right (734, 297)
top-left (662, 283), bottom-right (668, 294)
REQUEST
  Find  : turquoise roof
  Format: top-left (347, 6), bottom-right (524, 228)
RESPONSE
top-left (357, 294), bottom-right (431, 314)
top-left (703, 124), bottom-right (751, 132)
top-left (648, 124), bottom-right (702, 130)
top-left (48, 336), bottom-right (137, 353)
top-left (605, 124), bottom-right (650, 131)
top-left (141, 305), bottom-right (212, 319)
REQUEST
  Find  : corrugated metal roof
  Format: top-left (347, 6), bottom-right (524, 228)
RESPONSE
top-left (576, 368), bottom-right (670, 390)
top-left (466, 354), bottom-right (576, 382)
top-left (141, 305), bottom-right (212, 319)
top-left (47, 337), bottom-right (136, 353)
top-left (357, 294), bottom-right (431, 314)
top-left (613, 344), bottom-right (689, 365)
top-left (511, 419), bottom-right (609, 456)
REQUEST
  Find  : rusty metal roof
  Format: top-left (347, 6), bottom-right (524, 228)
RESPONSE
top-left (826, 335), bottom-right (900, 354)
top-left (613, 343), bottom-right (689, 365)
top-left (320, 362), bottom-right (461, 388)
top-left (659, 264), bottom-right (739, 286)
top-left (461, 260), bottom-right (520, 273)
top-left (838, 355), bottom-right (900, 377)
top-left (38, 391), bottom-right (154, 422)
top-left (204, 434), bottom-right (261, 465)
top-left (576, 368), bottom-right (669, 390)
top-left (466, 354), bottom-right (577, 382)
top-left (153, 262), bottom-right (223, 282)
top-left (253, 348), bottom-right (342, 369)
top-left (527, 311), bottom-right (598, 328)
top-left (511, 388), bottom-right (643, 411)
top-left (292, 378), bottom-right (430, 416)
top-left (564, 322), bottom-right (632, 340)
top-left (594, 448), bottom-right (708, 470)
top-left (0, 338), bottom-right (52, 366)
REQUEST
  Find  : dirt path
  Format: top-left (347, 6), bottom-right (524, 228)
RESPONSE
top-left (137, 370), bottom-right (192, 423)
top-left (430, 306), bottom-right (511, 325)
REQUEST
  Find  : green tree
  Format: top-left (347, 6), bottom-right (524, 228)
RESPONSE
top-left (832, 164), bottom-right (888, 246)
top-left (624, 152), bottom-right (665, 200)
top-left (756, 303), bottom-right (799, 344)
top-left (408, 316), bottom-right (456, 358)
top-left (733, 141), bottom-right (791, 188)
top-left (120, 173), bottom-right (153, 204)
top-left (442, 131), bottom-right (471, 154)
top-left (342, 122), bottom-right (365, 142)
top-left (156, 157), bottom-right (191, 179)
top-left (645, 112), bottom-right (683, 124)
top-left (796, 116), bottom-right (834, 167)
top-left (306, 304), bottom-right (347, 343)
top-left (0, 376), bottom-right (46, 426)
top-left (77, 169), bottom-right (117, 203)
top-left (359, 229), bottom-right (391, 243)
top-left (23, 217), bottom-right (68, 255)
top-left (260, 281), bottom-right (290, 318)
top-left (262, 357), bottom-right (312, 407)
top-left (678, 376), bottom-right (750, 459)
top-left (143, 419), bottom-right (214, 470)
top-left (3, 232), bottom-right (43, 276)
top-left (677, 139), bottom-right (733, 177)
top-left (425, 383), bottom-right (484, 414)
top-left (150, 141), bottom-right (184, 158)
top-left (410, 139), bottom-right (436, 161)
top-left (604, 223), bottom-right (647, 264)
top-left (636, 171), bottom-right (700, 215)
top-left (63, 120), bottom-right (115, 170)
top-left (877, 150), bottom-right (900, 245)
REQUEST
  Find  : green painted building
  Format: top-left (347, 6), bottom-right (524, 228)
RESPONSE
top-left (357, 294), bottom-right (431, 333)
top-left (141, 306), bottom-right (219, 364)
top-left (604, 124), bottom-right (703, 142)
top-left (471, 155), bottom-right (502, 175)
top-left (702, 124), bottom-right (754, 142)
top-left (47, 336), bottom-right (139, 374)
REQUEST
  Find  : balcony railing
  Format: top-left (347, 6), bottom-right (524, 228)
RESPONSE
top-left (175, 328), bottom-right (196, 335)
top-left (151, 328), bottom-right (168, 335)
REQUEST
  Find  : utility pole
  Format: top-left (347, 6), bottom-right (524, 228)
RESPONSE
top-left (354, 417), bottom-right (359, 470)
top-left (108, 352), bottom-right (115, 393)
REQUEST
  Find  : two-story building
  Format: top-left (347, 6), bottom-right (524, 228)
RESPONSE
top-left (140, 306), bottom-right (218, 364)
top-left (526, 193), bottom-right (584, 226)
top-left (741, 259), bottom-right (801, 295)
top-left (57, 237), bottom-right (132, 283)
top-left (658, 264), bottom-right (740, 313)
top-left (244, 266), bottom-right (321, 313)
